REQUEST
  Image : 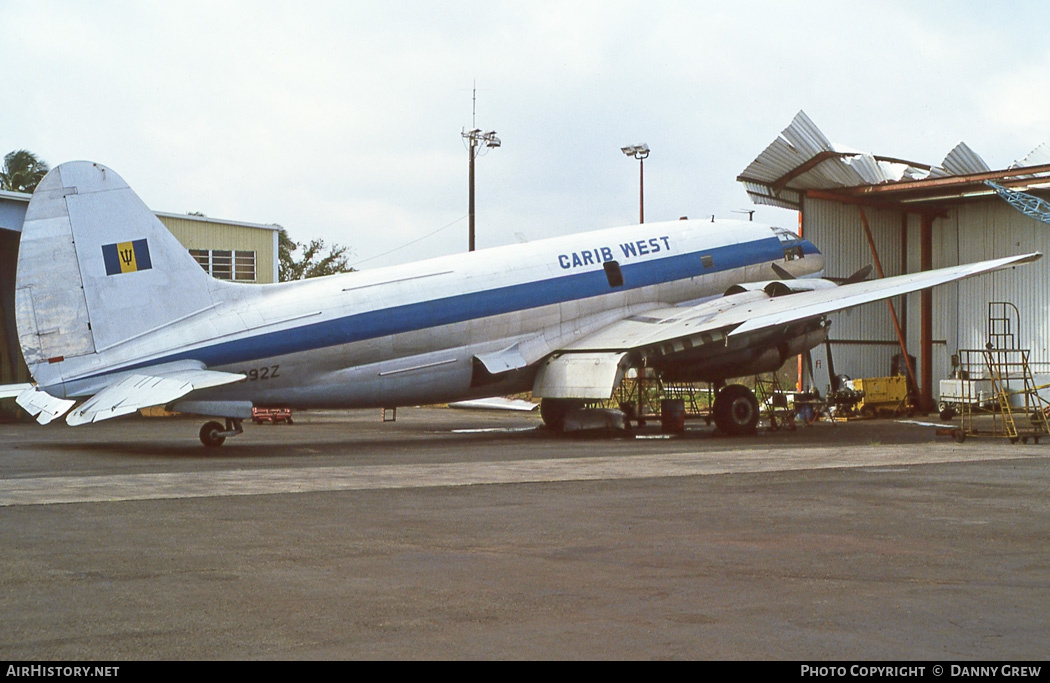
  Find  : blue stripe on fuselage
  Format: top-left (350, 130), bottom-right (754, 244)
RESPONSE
top-left (73, 234), bottom-right (818, 381)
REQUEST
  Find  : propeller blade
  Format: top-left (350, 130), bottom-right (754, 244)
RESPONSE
top-left (841, 264), bottom-right (873, 285)
top-left (825, 341), bottom-right (840, 393)
top-left (826, 264), bottom-right (874, 286)
top-left (771, 262), bottom-right (795, 280)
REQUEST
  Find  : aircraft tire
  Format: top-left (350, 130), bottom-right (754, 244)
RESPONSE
top-left (199, 421), bottom-right (226, 448)
top-left (540, 398), bottom-right (584, 432)
top-left (713, 384), bottom-right (760, 436)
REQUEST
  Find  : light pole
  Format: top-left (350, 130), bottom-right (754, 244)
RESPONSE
top-left (621, 143), bottom-right (649, 224)
top-left (462, 128), bottom-right (501, 251)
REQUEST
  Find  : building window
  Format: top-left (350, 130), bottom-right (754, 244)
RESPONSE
top-left (189, 249), bottom-right (257, 281)
top-left (190, 249), bottom-right (209, 271)
top-left (211, 250), bottom-right (233, 279)
top-left (235, 251), bottom-right (256, 281)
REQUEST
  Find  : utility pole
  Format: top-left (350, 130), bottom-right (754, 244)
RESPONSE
top-left (462, 87), bottom-right (500, 251)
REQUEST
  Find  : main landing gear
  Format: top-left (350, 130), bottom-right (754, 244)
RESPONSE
top-left (539, 398), bottom-right (585, 432)
top-left (540, 384), bottom-right (761, 436)
top-left (199, 418), bottom-right (244, 448)
top-left (712, 384), bottom-right (760, 436)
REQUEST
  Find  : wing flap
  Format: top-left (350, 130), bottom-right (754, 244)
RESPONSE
top-left (533, 352), bottom-right (630, 399)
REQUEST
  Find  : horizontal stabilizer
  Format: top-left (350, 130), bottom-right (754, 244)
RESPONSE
top-left (66, 367), bottom-right (245, 426)
top-left (0, 383), bottom-right (33, 399)
top-left (15, 386), bottom-right (76, 425)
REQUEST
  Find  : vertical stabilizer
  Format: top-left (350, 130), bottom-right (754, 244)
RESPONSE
top-left (15, 162), bottom-right (218, 381)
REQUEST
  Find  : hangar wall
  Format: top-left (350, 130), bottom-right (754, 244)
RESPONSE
top-left (947, 202), bottom-right (1050, 372)
top-left (803, 196), bottom-right (1050, 394)
top-left (802, 199), bottom-right (921, 392)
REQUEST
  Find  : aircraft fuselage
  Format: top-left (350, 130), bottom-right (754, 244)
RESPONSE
top-left (52, 219), bottom-right (823, 409)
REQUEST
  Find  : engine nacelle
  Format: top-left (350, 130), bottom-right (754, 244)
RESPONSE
top-left (724, 278), bottom-right (839, 298)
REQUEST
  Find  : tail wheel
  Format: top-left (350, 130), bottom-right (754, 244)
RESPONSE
top-left (713, 384), bottom-right (760, 436)
top-left (199, 421), bottom-right (226, 448)
top-left (540, 399), bottom-right (584, 432)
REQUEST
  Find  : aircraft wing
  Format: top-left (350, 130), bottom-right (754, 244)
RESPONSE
top-left (726, 253), bottom-right (1044, 337)
top-left (573, 252), bottom-right (1041, 349)
top-left (64, 364), bottom-right (245, 426)
top-left (535, 252), bottom-right (1041, 396)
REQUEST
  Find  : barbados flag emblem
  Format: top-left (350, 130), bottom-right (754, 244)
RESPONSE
top-left (102, 239), bottom-right (152, 275)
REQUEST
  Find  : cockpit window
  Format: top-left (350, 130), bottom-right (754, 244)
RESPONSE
top-left (771, 226), bottom-right (802, 244)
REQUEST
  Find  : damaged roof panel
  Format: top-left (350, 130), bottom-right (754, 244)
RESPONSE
top-left (739, 111), bottom-right (1050, 209)
top-left (929, 141), bottom-right (990, 178)
top-left (738, 110), bottom-right (931, 208)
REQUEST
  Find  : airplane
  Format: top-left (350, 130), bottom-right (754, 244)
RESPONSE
top-left (0, 161), bottom-right (1041, 447)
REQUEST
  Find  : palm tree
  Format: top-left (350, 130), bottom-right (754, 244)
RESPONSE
top-left (0, 150), bottom-right (50, 193)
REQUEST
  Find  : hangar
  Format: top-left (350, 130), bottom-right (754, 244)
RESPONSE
top-left (739, 111), bottom-right (1050, 411)
top-left (0, 188), bottom-right (279, 417)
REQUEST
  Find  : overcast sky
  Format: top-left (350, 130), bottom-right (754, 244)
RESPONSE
top-left (3, 1), bottom-right (1049, 269)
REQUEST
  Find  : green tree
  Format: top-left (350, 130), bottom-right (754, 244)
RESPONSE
top-left (0, 150), bottom-right (50, 193)
top-left (277, 227), bottom-right (355, 281)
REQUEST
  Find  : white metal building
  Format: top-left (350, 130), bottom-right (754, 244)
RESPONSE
top-left (738, 112), bottom-right (1050, 410)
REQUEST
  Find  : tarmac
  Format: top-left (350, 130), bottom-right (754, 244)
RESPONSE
top-left (0, 407), bottom-right (1047, 660)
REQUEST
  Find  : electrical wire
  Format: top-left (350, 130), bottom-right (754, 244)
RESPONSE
top-left (349, 214), bottom-right (468, 267)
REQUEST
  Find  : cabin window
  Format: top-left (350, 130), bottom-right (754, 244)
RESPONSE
top-left (701, 254), bottom-right (714, 269)
top-left (783, 245), bottom-right (804, 261)
top-left (189, 248), bottom-right (257, 281)
top-left (603, 260), bottom-right (624, 287)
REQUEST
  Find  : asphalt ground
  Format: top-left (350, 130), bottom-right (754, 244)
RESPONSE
top-left (0, 407), bottom-right (1047, 660)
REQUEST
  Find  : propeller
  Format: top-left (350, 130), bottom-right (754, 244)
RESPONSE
top-left (773, 262), bottom-right (871, 285)
top-left (771, 262), bottom-right (795, 280)
top-left (827, 264), bottom-right (873, 285)
top-left (826, 340), bottom-right (840, 393)
top-left (801, 348), bottom-right (814, 387)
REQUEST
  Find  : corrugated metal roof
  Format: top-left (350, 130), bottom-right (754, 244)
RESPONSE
top-left (1012, 142), bottom-right (1050, 169)
top-left (737, 110), bottom-right (931, 209)
top-left (928, 141), bottom-right (990, 178)
top-left (740, 112), bottom-right (1050, 209)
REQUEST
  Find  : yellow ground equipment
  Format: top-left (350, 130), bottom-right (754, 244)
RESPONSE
top-left (848, 375), bottom-right (912, 418)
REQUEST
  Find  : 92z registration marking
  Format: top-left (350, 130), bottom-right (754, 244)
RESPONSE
top-left (240, 364), bottom-right (280, 381)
